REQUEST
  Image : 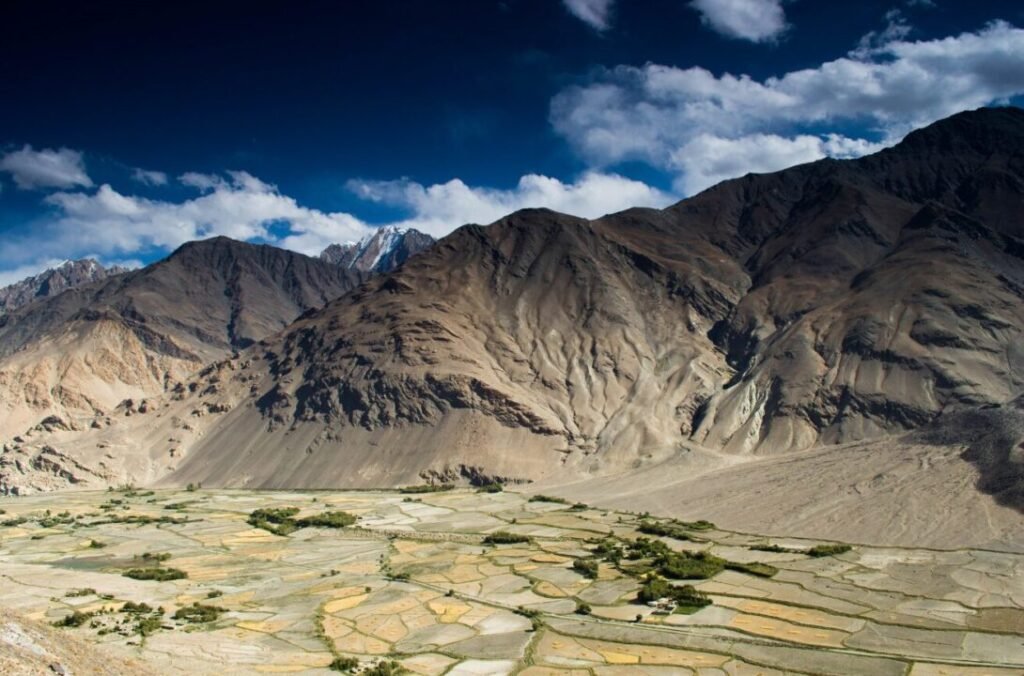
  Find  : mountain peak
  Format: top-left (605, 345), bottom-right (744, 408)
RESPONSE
top-left (0, 258), bottom-right (128, 315)
top-left (320, 226), bottom-right (434, 273)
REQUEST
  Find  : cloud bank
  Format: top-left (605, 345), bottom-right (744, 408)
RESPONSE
top-left (552, 20), bottom-right (1024, 194)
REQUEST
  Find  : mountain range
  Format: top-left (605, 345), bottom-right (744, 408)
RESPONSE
top-left (2, 107), bottom-right (1023, 549)
top-left (0, 259), bottom-right (129, 315)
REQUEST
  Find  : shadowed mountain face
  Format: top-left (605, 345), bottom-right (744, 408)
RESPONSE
top-left (0, 237), bottom-right (366, 436)
top-left (4, 109), bottom-right (1024, 528)
top-left (0, 259), bottom-right (129, 315)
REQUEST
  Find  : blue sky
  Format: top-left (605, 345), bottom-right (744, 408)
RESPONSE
top-left (1, 0), bottom-right (1023, 284)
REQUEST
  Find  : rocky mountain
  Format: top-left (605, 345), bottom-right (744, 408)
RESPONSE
top-left (3, 108), bottom-right (1024, 548)
top-left (0, 237), bottom-right (365, 438)
top-left (0, 259), bottom-right (129, 315)
top-left (320, 226), bottom-right (434, 272)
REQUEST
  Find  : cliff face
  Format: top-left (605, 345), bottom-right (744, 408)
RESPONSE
top-left (320, 226), bottom-right (434, 273)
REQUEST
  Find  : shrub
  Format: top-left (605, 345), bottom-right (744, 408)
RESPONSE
top-left (53, 611), bottom-right (93, 628)
top-left (528, 495), bottom-right (567, 504)
top-left (247, 507), bottom-right (300, 535)
top-left (724, 561), bottom-right (778, 578)
top-left (206, 590), bottom-right (223, 598)
top-left (361, 661), bottom-right (405, 676)
top-left (88, 539), bottom-right (106, 549)
top-left (807, 544), bottom-right (852, 557)
top-left (637, 577), bottom-right (711, 609)
top-left (398, 484), bottom-right (453, 494)
top-left (136, 551), bottom-right (171, 562)
top-left (482, 531), bottom-right (531, 545)
top-left (295, 511), bottom-right (356, 529)
top-left (65, 588), bottom-right (96, 597)
top-left (476, 483), bottom-right (503, 493)
top-left (173, 602), bottom-right (225, 623)
top-left (572, 558), bottom-right (599, 579)
top-left (329, 656), bottom-right (360, 672)
top-left (574, 601), bottom-right (592, 615)
top-left (122, 567), bottom-right (188, 581)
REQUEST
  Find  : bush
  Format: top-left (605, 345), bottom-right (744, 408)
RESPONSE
top-left (173, 602), bottom-right (225, 623)
top-left (574, 601), bottom-right (592, 615)
top-left (528, 495), bottom-right (567, 504)
top-left (637, 577), bottom-right (711, 609)
top-left (572, 558), bottom-right (599, 579)
top-left (136, 551), bottom-right (171, 562)
top-left (247, 507), bottom-right (300, 535)
top-left (329, 656), bottom-right (360, 672)
top-left (476, 483), bottom-right (503, 493)
top-left (724, 561), bottom-right (778, 578)
top-left (398, 484), bottom-right (453, 494)
top-left (658, 551), bottom-right (725, 580)
top-left (482, 531), bottom-right (531, 545)
top-left (53, 611), bottom-right (93, 628)
top-left (807, 544), bottom-right (852, 557)
top-left (206, 590), bottom-right (223, 598)
top-left (122, 567), bottom-right (188, 581)
top-left (295, 511), bottom-right (356, 529)
top-left (361, 662), bottom-right (405, 676)
top-left (65, 588), bottom-right (96, 597)
top-left (88, 539), bottom-right (106, 549)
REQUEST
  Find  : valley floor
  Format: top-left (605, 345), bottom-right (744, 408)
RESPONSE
top-left (1, 488), bottom-right (1022, 675)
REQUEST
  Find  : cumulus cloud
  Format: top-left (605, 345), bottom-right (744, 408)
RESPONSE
top-left (131, 168), bottom-right (168, 186)
top-left (551, 20), bottom-right (1024, 193)
top-left (0, 145), bottom-right (93, 190)
top-left (690, 0), bottom-right (787, 43)
top-left (347, 171), bottom-right (672, 236)
top-left (0, 171), bottom-right (373, 268)
top-left (672, 133), bottom-right (886, 195)
top-left (562, 0), bottom-right (614, 31)
top-left (0, 167), bottom-right (672, 283)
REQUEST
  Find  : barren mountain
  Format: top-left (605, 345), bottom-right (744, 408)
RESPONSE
top-left (320, 225), bottom-right (434, 272)
top-left (4, 108), bottom-right (1024, 548)
top-left (0, 259), bottom-right (129, 315)
top-left (0, 237), bottom-right (365, 438)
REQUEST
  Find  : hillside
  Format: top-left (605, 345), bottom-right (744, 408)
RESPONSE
top-left (0, 259), bottom-right (128, 315)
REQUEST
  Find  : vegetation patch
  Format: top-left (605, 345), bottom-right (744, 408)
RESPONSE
top-left (572, 557), bottom-right (599, 579)
top-left (398, 484), bottom-right (453, 494)
top-left (173, 602), bottom-right (225, 623)
top-left (122, 567), bottom-right (188, 581)
top-left (528, 495), bottom-right (567, 504)
top-left (482, 531), bottom-right (531, 545)
top-left (295, 511), bottom-right (357, 529)
top-left (637, 576), bottom-right (711, 609)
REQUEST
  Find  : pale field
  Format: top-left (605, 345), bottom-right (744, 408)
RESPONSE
top-left (1, 488), bottom-right (1022, 675)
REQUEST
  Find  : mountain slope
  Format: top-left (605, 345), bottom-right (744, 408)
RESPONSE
top-left (5, 109), bottom-right (1024, 547)
top-left (0, 259), bottom-right (128, 315)
top-left (320, 226), bottom-right (434, 272)
top-left (159, 108), bottom-right (1024, 490)
top-left (0, 237), bottom-right (365, 438)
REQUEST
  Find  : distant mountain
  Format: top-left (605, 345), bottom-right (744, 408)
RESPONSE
top-left (320, 226), bottom-right (434, 272)
top-left (0, 259), bottom-right (129, 315)
top-left (0, 237), bottom-right (364, 439)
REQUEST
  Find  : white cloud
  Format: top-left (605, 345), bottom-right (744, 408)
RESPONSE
top-left (672, 133), bottom-right (887, 195)
top-left (0, 167), bottom-right (671, 283)
top-left (689, 0), bottom-right (787, 43)
top-left (551, 21), bottom-right (1024, 193)
top-left (0, 145), bottom-right (93, 190)
top-left (347, 171), bottom-right (672, 237)
top-left (0, 171), bottom-right (372, 267)
top-left (131, 168), bottom-right (168, 186)
top-left (562, 0), bottom-right (614, 31)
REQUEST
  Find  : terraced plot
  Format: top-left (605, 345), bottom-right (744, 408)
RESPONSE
top-left (1, 488), bottom-right (1022, 674)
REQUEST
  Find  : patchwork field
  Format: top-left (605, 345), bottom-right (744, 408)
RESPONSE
top-left (1, 488), bottom-right (1022, 675)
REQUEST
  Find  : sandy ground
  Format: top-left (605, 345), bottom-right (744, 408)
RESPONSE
top-left (535, 439), bottom-right (1024, 552)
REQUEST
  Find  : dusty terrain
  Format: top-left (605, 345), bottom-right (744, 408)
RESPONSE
top-left (2, 487), bottom-right (1022, 675)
